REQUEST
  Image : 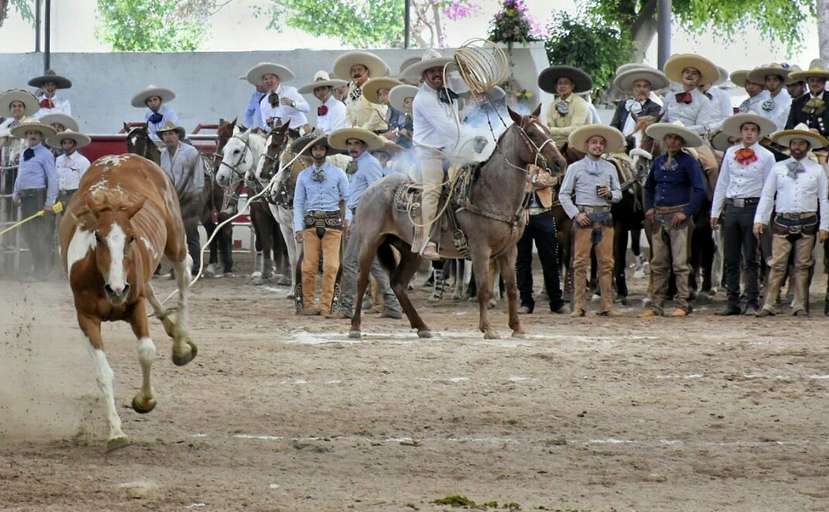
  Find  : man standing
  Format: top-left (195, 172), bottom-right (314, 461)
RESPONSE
top-left (710, 113), bottom-right (776, 315)
top-left (248, 62), bottom-right (309, 133)
top-left (538, 65), bottom-right (593, 149)
top-left (158, 122), bottom-right (204, 276)
top-left (48, 129), bottom-right (91, 207)
top-left (609, 66), bottom-right (667, 148)
top-left (332, 51), bottom-right (390, 132)
top-left (785, 60), bottom-right (829, 137)
top-left (517, 163), bottom-right (568, 315)
top-left (754, 124), bottom-right (829, 317)
top-left (28, 70), bottom-right (72, 118)
top-left (10, 121), bottom-right (58, 278)
top-left (642, 121), bottom-right (707, 317)
top-left (298, 71), bottom-right (348, 134)
top-left (558, 124), bottom-right (625, 317)
top-left (326, 127), bottom-right (402, 320)
top-left (747, 63), bottom-right (792, 131)
top-left (292, 136), bottom-right (349, 316)
top-left (132, 85), bottom-right (179, 140)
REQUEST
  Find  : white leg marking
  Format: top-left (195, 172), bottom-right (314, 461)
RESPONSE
top-left (137, 337), bottom-right (157, 401)
top-left (172, 258), bottom-right (191, 350)
top-left (67, 228), bottom-right (96, 277)
top-left (105, 224), bottom-right (128, 293)
top-left (88, 345), bottom-right (125, 441)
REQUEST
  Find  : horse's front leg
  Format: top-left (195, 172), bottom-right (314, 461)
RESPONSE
top-left (171, 258), bottom-right (198, 366)
top-left (129, 299), bottom-right (157, 414)
top-left (470, 244), bottom-right (496, 339)
top-left (497, 246), bottom-right (525, 338)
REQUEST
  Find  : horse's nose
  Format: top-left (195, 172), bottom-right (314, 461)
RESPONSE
top-left (105, 282), bottom-right (130, 299)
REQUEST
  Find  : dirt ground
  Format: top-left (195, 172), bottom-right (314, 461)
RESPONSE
top-left (1, 260), bottom-right (829, 512)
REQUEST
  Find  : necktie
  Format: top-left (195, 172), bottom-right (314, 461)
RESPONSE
top-left (675, 92), bottom-right (693, 104)
top-left (148, 112), bottom-right (163, 124)
top-left (23, 148), bottom-right (35, 161)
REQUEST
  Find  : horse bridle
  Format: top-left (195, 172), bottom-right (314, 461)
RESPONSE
top-left (500, 117), bottom-right (557, 174)
top-left (218, 134), bottom-right (254, 183)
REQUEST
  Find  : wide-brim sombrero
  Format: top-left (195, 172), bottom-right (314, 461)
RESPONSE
top-left (363, 77), bottom-right (403, 104)
top-left (787, 59), bottom-right (829, 82)
top-left (710, 130), bottom-right (737, 152)
top-left (568, 124), bottom-right (625, 154)
top-left (333, 51), bottom-right (389, 80)
top-left (298, 70), bottom-right (347, 94)
top-left (39, 113), bottom-right (79, 132)
top-left (131, 85), bottom-right (175, 108)
top-left (721, 113), bottom-right (776, 139)
top-left (663, 54), bottom-right (719, 85)
top-left (10, 120), bottom-right (57, 139)
top-left (748, 63), bottom-right (790, 85)
top-left (729, 70), bottom-right (751, 88)
top-left (28, 69), bottom-right (71, 89)
top-left (372, 141), bottom-right (404, 156)
top-left (290, 131), bottom-right (337, 156)
top-left (245, 62), bottom-right (295, 86)
top-left (538, 65), bottom-right (593, 94)
top-left (785, 65), bottom-right (804, 85)
top-left (328, 127), bottom-right (385, 151)
top-left (771, 123), bottom-right (829, 149)
top-left (613, 67), bottom-right (669, 94)
top-left (645, 120), bottom-right (704, 147)
top-left (388, 84), bottom-right (418, 114)
top-left (0, 89), bottom-right (39, 117)
top-left (47, 129), bottom-right (91, 149)
top-left (155, 120), bottom-right (186, 139)
top-left (400, 49), bottom-right (456, 82)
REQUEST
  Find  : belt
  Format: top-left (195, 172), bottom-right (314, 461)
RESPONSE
top-left (528, 207), bottom-right (551, 216)
top-left (306, 210), bottom-right (340, 218)
top-left (725, 197), bottom-right (759, 208)
top-left (777, 212), bottom-right (817, 220)
top-left (655, 204), bottom-right (687, 214)
top-left (578, 205), bottom-right (611, 213)
top-left (18, 188), bottom-right (45, 198)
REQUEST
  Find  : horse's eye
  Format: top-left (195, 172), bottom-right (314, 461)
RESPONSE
top-left (233, 149), bottom-right (241, 154)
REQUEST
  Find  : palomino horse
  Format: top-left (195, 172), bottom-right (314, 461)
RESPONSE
top-left (202, 118), bottom-right (238, 277)
top-left (348, 106), bottom-right (567, 339)
top-left (59, 153), bottom-right (197, 452)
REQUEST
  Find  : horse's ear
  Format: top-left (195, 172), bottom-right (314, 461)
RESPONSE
top-left (122, 122), bottom-right (130, 133)
top-left (230, 117), bottom-right (237, 128)
top-left (219, 118), bottom-right (225, 126)
top-left (531, 103), bottom-right (542, 118)
top-left (122, 197), bottom-right (146, 219)
top-left (507, 106), bottom-right (523, 125)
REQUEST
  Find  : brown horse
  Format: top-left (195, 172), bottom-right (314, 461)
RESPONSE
top-left (201, 118), bottom-right (238, 277)
top-left (348, 106), bottom-right (566, 339)
top-left (124, 123), bottom-right (161, 165)
top-left (59, 153), bottom-right (197, 451)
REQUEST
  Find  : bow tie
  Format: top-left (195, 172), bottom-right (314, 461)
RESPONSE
top-left (39, 98), bottom-right (54, 109)
top-left (268, 92), bottom-right (280, 108)
top-left (317, 105), bottom-right (329, 116)
top-left (437, 88), bottom-right (458, 105)
top-left (23, 148), bottom-right (35, 161)
top-left (735, 147), bottom-right (757, 166)
top-left (786, 160), bottom-right (806, 179)
top-left (675, 92), bottom-right (693, 105)
top-left (148, 112), bottom-right (163, 124)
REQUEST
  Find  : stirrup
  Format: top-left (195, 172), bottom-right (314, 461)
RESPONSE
top-left (419, 243), bottom-right (440, 261)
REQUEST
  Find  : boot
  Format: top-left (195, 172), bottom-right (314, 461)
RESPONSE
top-left (429, 269), bottom-right (447, 302)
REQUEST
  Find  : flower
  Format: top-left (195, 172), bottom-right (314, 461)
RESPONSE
top-left (488, 0), bottom-right (540, 43)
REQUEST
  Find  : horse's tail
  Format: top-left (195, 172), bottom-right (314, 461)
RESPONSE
top-left (376, 239), bottom-right (397, 275)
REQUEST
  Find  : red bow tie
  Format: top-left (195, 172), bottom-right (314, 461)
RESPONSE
top-left (317, 105), bottom-right (328, 116)
top-left (735, 147), bottom-right (757, 165)
top-left (39, 98), bottom-right (54, 109)
top-left (675, 92), bottom-right (693, 105)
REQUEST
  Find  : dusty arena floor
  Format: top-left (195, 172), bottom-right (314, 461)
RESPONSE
top-left (1, 262), bottom-right (829, 512)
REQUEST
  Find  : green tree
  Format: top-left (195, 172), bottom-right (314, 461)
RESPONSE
top-left (1, 0), bottom-right (35, 27)
top-left (96, 0), bottom-right (207, 51)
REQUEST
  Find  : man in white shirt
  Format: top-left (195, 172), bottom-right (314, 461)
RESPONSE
top-left (48, 130), bottom-right (91, 206)
top-left (709, 113), bottom-right (776, 315)
top-left (732, 70), bottom-right (769, 116)
top-left (299, 70), bottom-right (348, 134)
top-left (131, 85), bottom-right (179, 141)
top-left (28, 70), bottom-right (72, 118)
top-left (753, 124), bottom-right (829, 317)
top-left (699, 66), bottom-right (733, 125)
top-left (248, 62), bottom-right (310, 133)
top-left (747, 64), bottom-right (792, 131)
top-left (332, 51), bottom-right (390, 132)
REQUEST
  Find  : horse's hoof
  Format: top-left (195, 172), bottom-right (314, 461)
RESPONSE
top-left (106, 436), bottom-right (130, 453)
top-left (483, 330), bottom-right (499, 340)
top-left (286, 293), bottom-right (295, 300)
top-left (511, 330), bottom-right (527, 338)
top-left (132, 395), bottom-right (157, 414)
top-left (417, 329), bottom-right (432, 339)
top-left (172, 340), bottom-right (198, 366)
top-left (276, 276), bottom-right (291, 286)
top-left (348, 330), bottom-right (361, 339)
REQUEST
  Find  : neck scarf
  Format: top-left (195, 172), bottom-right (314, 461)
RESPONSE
top-left (350, 85), bottom-right (362, 102)
top-left (786, 159), bottom-right (806, 180)
top-left (735, 147), bottom-right (757, 166)
top-left (346, 159), bottom-right (358, 175)
top-left (804, 97), bottom-right (825, 115)
top-left (268, 92), bottom-right (280, 108)
top-left (738, 98), bottom-right (751, 113)
top-left (311, 163), bottom-right (326, 182)
top-left (437, 88), bottom-right (458, 105)
top-left (148, 112), bottom-right (163, 124)
top-left (23, 147), bottom-right (35, 161)
top-left (675, 92), bottom-right (693, 104)
top-left (584, 157), bottom-right (602, 176)
top-left (39, 98), bottom-right (54, 109)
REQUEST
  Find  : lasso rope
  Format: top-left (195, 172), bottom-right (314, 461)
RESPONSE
top-left (453, 39), bottom-right (510, 96)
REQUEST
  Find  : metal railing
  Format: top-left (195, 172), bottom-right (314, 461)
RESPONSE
top-left (0, 168), bottom-right (24, 275)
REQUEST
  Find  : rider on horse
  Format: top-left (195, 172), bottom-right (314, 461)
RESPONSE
top-left (539, 65), bottom-right (593, 150)
top-left (610, 66), bottom-right (667, 150)
top-left (131, 84), bottom-right (178, 141)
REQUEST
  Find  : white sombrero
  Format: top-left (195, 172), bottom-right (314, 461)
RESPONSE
top-left (245, 62), bottom-right (295, 86)
top-left (10, 120), bottom-right (57, 139)
top-left (47, 129), bottom-right (91, 149)
top-left (568, 124), bottom-right (625, 153)
top-left (786, 59), bottom-right (829, 82)
top-left (388, 84), bottom-right (418, 114)
top-left (663, 54), bottom-right (719, 85)
top-left (131, 85), bottom-right (175, 108)
top-left (363, 77), bottom-right (403, 104)
top-left (298, 70), bottom-right (347, 94)
top-left (328, 127), bottom-right (385, 151)
top-left (39, 113), bottom-right (79, 132)
top-left (613, 67), bottom-right (669, 93)
top-left (372, 141), bottom-right (404, 156)
top-left (713, 66), bottom-right (729, 86)
top-left (785, 65), bottom-right (804, 85)
top-left (721, 113), bottom-right (776, 139)
top-left (333, 51), bottom-right (389, 80)
top-left (155, 120), bottom-right (186, 139)
top-left (748, 63), bottom-right (790, 85)
top-left (0, 89), bottom-right (38, 116)
top-left (645, 120), bottom-right (704, 147)
top-left (771, 123), bottom-right (829, 148)
top-left (400, 49), bottom-right (456, 82)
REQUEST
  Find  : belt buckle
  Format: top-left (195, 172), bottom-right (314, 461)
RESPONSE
top-left (733, 198), bottom-right (745, 208)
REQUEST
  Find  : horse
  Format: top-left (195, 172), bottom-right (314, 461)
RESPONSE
top-left (201, 118), bottom-right (238, 277)
top-left (58, 153), bottom-right (197, 452)
top-left (124, 123), bottom-right (161, 165)
top-left (347, 106), bottom-right (567, 339)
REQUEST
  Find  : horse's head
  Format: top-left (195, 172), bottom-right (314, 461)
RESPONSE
top-left (217, 132), bottom-right (255, 188)
top-left (258, 123), bottom-right (290, 181)
top-left (507, 105), bottom-right (567, 175)
top-left (74, 192), bottom-right (146, 306)
top-left (125, 123), bottom-right (150, 153)
top-left (216, 118), bottom-right (237, 155)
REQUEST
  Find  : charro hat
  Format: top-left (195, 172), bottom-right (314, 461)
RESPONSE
top-left (721, 113), bottom-right (776, 139)
top-left (28, 69), bottom-right (71, 89)
top-left (245, 62), bottom-right (295, 86)
top-left (39, 113), bottom-right (79, 132)
top-left (328, 127), bottom-right (385, 151)
top-left (47, 129), bottom-right (91, 149)
top-left (333, 51), bottom-right (389, 80)
top-left (291, 130), bottom-right (332, 156)
top-left (568, 124), bottom-right (625, 153)
top-left (787, 59), bottom-right (829, 82)
top-left (714, 66), bottom-right (729, 86)
top-left (710, 130), bottom-right (737, 152)
top-left (748, 63), bottom-right (791, 84)
top-left (372, 141), bottom-right (404, 156)
top-left (0, 89), bottom-right (38, 116)
top-left (388, 84), bottom-right (418, 114)
top-left (298, 70), bottom-right (347, 94)
top-left (362, 77), bottom-right (403, 104)
top-left (785, 64), bottom-right (805, 85)
top-left (729, 70), bottom-right (751, 88)
top-left (538, 65), bottom-right (593, 94)
top-left (155, 120), bottom-right (185, 139)
top-left (131, 85), bottom-right (175, 108)
top-left (645, 120), bottom-right (704, 147)
top-left (10, 120), bottom-right (57, 139)
top-left (771, 123), bottom-right (829, 148)
top-left (400, 49), bottom-right (456, 82)
top-left (663, 54), bottom-right (719, 85)
top-left (613, 67), bottom-right (669, 93)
